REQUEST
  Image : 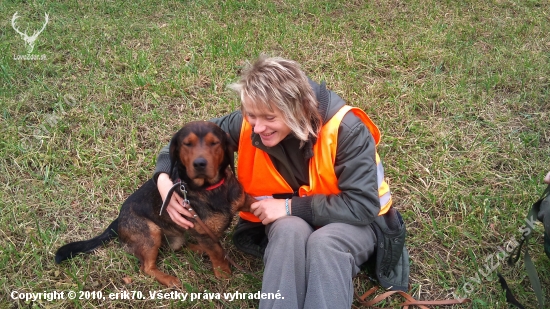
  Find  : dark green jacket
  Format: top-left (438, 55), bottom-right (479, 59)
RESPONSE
top-left (153, 78), bottom-right (409, 291)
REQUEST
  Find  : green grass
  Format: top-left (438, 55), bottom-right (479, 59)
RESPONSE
top-left (1, 0), bottom-right (549, 308)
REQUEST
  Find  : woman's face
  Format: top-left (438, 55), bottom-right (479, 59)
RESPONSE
top-left (242, 95), bottom-right (292, 147)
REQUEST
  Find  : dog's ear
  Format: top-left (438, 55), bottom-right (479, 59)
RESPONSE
top-left (224, 133), bottom-right (237, 175)
top-left (168, 130), bottom-right (182, 179)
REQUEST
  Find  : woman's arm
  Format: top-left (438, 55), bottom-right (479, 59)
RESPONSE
top-left (291, 112), bottom-right (382, 227)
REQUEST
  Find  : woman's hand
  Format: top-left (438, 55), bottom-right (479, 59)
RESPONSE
top-left (157, 173), bottom-right (194, 229)
top-left (545, 171), bottom-right (550, 184)
top-left (250, 198), bottom-right (291, 225)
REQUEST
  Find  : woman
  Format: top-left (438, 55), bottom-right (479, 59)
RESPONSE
top-left (153, 56), bottom-right (408, 309)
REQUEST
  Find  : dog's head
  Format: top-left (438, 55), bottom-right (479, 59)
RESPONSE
top-left (169, 121), bottom-right (236, 188)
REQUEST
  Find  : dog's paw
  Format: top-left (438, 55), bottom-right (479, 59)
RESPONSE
top-left (158, 275), bottom-right (182, 288)
top-left (213, 266), bottom-right (231, 279)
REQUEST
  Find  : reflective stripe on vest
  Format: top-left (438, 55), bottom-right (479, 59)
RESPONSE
top-left (237, 105), bottom-right (392, 222)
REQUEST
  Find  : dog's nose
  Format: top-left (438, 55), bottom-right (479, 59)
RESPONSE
top-left (193, 158), bottom-right (207, 170)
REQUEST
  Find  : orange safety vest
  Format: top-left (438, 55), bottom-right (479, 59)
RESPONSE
top-left (237, 105), bottom-right (392, 222)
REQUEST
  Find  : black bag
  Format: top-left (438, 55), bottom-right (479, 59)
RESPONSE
top-left (502, 184), bottom-right (550, 309)
top-left (537, 185), bottom-right (550, 259)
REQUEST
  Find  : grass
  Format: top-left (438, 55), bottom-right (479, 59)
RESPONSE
top-left (1, 0), bottom-right (549, 308)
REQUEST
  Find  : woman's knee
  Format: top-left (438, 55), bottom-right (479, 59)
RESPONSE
top-left (266, 216), bottom-right (313, 244)
top-left (306, 227), bottom-right (342, 255)
top-left (306, 223), bottom-right (375, 254)
top-left (263, 217), bottom-right (314, 265)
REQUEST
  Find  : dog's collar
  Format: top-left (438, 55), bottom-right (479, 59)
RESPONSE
top-left (174, 178), bottom-right (225, 191)
top-left (174, 177), bottom-right (225, 191)
top-left (205, 178), bottom-right (225, 191)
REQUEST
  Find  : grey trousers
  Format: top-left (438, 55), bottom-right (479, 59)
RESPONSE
top-left (259, 216), bottom-right (377, 309)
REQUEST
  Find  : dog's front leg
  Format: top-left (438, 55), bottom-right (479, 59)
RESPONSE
top-left (193, 238), bottom-right (231, 279)
top-left (239, 194), bottom-right (257, 213)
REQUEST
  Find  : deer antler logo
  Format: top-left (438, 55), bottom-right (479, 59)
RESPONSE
top-left (11, 12), bottom-right (49, 54)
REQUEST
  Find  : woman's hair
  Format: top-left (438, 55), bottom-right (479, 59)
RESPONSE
top-left (228, 56), bottom-right (321, 145)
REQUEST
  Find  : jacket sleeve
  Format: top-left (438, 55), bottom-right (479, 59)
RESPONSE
top-left (152, 144), bottom-right (171, 183)
top-left (152, 111), bottom-right (243, 183)
top-left (292, 112), bottom-right (382, 226)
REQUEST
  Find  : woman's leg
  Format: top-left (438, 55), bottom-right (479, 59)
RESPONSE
top-left (303, 223), bottom-right (376, 309)
top-left (260, 216), bottom-right (314, 309)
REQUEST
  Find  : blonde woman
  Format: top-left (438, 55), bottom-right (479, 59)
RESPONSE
top-left (154, 56), bottom-right (408, 309)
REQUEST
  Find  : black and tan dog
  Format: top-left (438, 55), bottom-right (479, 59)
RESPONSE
top-left (55, 121), bottom-right (252, 287)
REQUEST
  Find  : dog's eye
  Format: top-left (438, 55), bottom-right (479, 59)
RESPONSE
top-left (209, 141), bottom-right (220, 146)
top-left (183, 142), bottom-right (192, 147)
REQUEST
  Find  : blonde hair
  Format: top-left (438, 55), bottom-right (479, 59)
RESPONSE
top-left (228, 56), bottom-right (321, 145)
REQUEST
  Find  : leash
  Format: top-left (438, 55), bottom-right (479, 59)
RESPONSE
top-left (497, 273), bottom-right (525, 309)
top-left (354, 284), bottom-right (472, 309)
top-left (159, 181), bottom-right (188, 216)
top-left (159, 178), bottom-right (225, 216)
top-left (160, 180), bottom-right (261, 280)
